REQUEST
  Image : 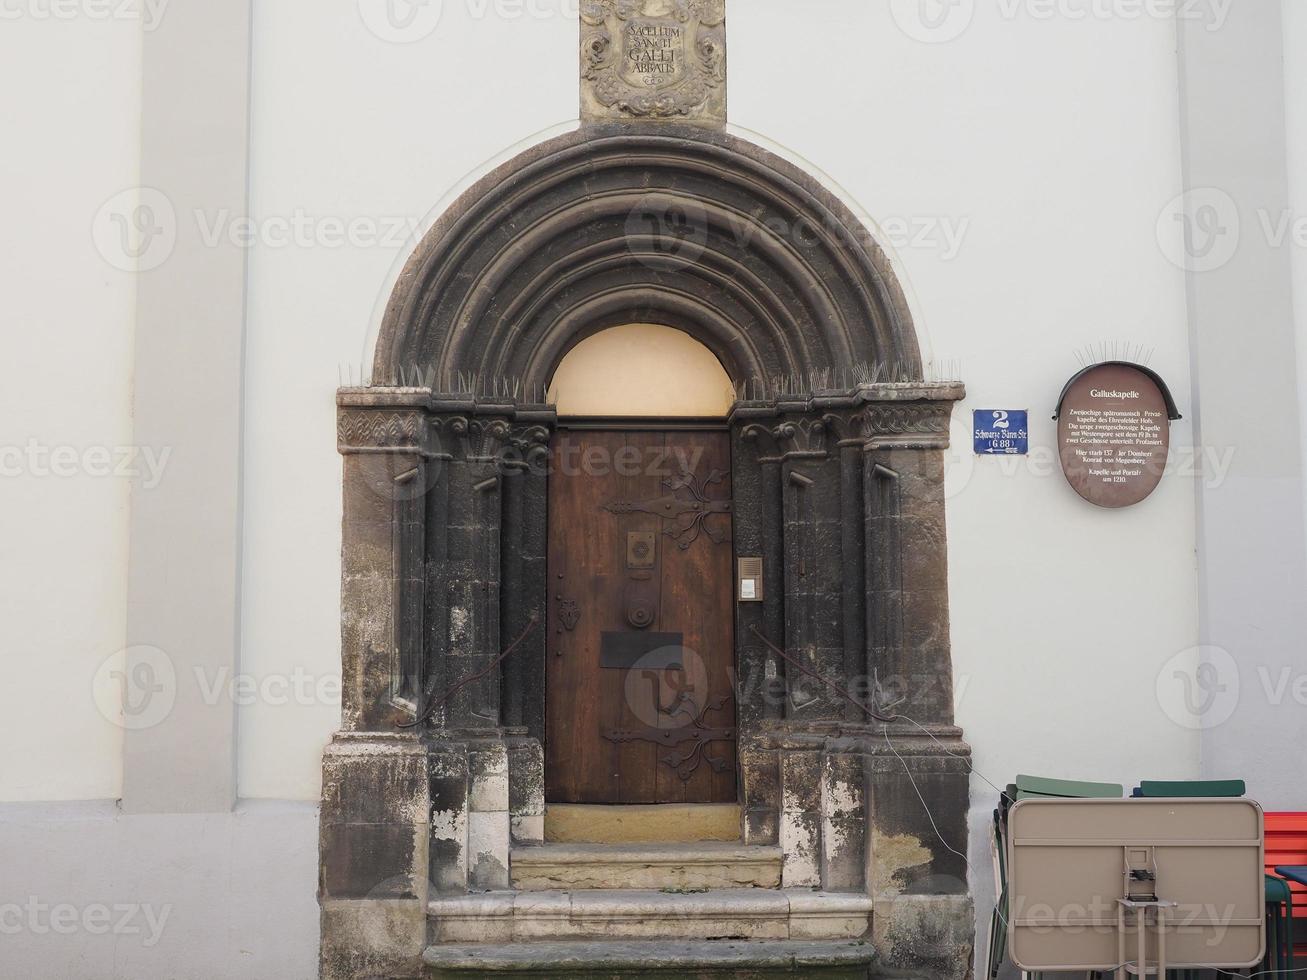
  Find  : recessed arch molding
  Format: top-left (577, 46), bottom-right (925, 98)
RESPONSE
top-left (374, 124), bottom-right (922, 390)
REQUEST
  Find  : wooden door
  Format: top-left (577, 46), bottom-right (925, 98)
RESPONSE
top-left (546, 428), bottom-right (737, 804)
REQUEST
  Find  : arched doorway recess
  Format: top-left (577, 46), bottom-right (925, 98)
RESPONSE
top-left (323, 123), bottom-right (973, 980)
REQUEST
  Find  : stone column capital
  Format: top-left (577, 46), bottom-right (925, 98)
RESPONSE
top-left (337, 387), bottom-right (432, 457)
top-left (856, 400), bottom-right (956, 451)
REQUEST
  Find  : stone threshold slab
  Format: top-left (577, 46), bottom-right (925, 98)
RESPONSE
top-left (544, 804), bottom-right (742, 844)
top-left (423, 938), bottom-right (879, 976)
top-left (510, 843), bottom-right (783, 891)
top-left (428, 889), bottom-right (872, 943)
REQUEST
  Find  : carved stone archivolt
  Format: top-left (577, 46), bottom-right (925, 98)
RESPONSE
top-left (372, 128), bottom-right (921, 389)
top-left (581, 0), bottom-right (726, 123)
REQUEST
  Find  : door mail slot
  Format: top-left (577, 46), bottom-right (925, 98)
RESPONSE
top-left (599, 631), bottom-right (685, 670)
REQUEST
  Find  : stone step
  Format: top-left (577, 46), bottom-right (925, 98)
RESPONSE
top-left (544, 803), bottom-right (740, 844)
top-left (511, 842), bottom-right (783, 891)
top-left (428, 889), bottom-right (872, 944)
top-left (423, 939), bottom-right (878, 978)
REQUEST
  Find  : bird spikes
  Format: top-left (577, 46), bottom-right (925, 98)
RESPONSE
top-left (337, 363), bottom-right (549, 404)
top-left (733, 359), bottom-right (963, 402)
top-left (344, 358), bottom-right (964, 407)
top-left (1073, 342), bottom-right (1155, 369)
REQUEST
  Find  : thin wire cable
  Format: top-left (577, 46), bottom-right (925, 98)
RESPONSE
top-left (880, 727), bottom-right (972, 868)
top-left (398, 611), bottom-right (540, 729)
top-left (895, 711), bottom-right (1011, 802)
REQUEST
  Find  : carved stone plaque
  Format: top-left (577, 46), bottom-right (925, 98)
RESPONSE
top-left (1056, 363), bottom-right (1172, 508)
top-left (581, 0), bottom-right (726, 124)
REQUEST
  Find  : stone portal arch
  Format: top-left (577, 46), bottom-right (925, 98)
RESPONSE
top-left (322, 123), bottom-right (973, 980)
top-left (373, 125), bottom-right (922, 390)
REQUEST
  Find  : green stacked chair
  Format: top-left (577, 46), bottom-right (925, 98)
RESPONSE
top-left (1134, 779), bottom-right (1246, 799)
top-left (1133, 778), bottom-right (1293, 979)
top-left (987, 807), bottom-right (1009, 980)
top-left (1266, 874), bottom-right (1297, 980)
top-left (1014, 774), bottom-right (1125, 802)
top-left (988, 777), bottom-right (1124, 980)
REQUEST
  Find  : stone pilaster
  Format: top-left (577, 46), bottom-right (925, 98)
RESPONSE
top-left (337, 388), bottom-right (435, 731)
top-left (319, 732), bottom-right (430, 980)
top-left (864, 730), bottom-right (974, 980)
top-left (859, 391), bottom-right (960, 725)
top-left (775, 407), bottom-right (846, 724)
top-left (779, 744), bottom-right (823, 888)
top-left (428, 740), bottom-right (470, 896)
top-left (737, 404), bottom-right (849, 724)
top-left (465, 736), bottom-right (511, 890)
top-left (820, 749), bottom-right (868, 893)
top-left (739, 743), bottom-right (779, 846)
top-left (733, 414), bottom-right (787, 728)
top-left (498, 413), bottom-right (552, 741)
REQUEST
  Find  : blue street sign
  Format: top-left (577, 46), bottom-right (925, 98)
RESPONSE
top-left (973, 409), bottom-right (1029, 456)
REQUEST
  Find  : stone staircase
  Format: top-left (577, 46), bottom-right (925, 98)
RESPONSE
top-left (423, 806), bottom-right (879, 978)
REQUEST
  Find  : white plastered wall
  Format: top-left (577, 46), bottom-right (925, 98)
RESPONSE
top-left (1288, 2), bottom-right (1307, 542)
top-left (0, 14), bottom-right (141, 801)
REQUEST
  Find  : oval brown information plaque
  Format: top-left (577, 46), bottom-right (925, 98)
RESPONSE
top-left (1056, 363), bottom-right (1172, 508)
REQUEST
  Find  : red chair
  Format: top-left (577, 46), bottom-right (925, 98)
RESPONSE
top-left (1266, 812), bottom-right (1307, 955)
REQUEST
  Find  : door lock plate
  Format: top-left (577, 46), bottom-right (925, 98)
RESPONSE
top-left (627, 531), bottom-right (657, 569)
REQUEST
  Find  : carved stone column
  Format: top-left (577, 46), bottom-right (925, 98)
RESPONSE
top-left (422, 399), bottom-right (554, 894)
